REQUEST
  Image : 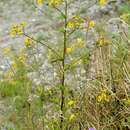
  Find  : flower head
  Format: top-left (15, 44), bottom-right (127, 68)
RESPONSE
top-left (68, 100), bottom-right (75, 106)
top-left (99, 0), bottom-right (107, 6)
top-left (18, 54), bottom-right (27, 63)
top-left (89, 20), bottom-right (95, 28)
top-left (9, 22), bottom-right (26, 37)
top-left (24, 37), bottom-right (33, 47)
top-left (49, 0), bottom-right (63, 6)
top-left (96, 35), bottom-right (111, 46)
top-left (36, 0), bottom-right (44, 6)
top-left (96, 89), bottom-right (110, 103)
top-left (67, 15), bottom-right (84, 29)
top-left (66, 47), bottom-right (73, 54)
top-left (67, 21), bottom-right (75, 28)
top-left (21, 21), bottom-right (27, 27)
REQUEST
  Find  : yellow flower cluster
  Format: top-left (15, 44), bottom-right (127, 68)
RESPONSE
top-left (96, 35), bottom-right (111, 46)
top-left (48, 0), bottom-right (63, 6)
top-left (67, 16), bottom-right (95, 31)
top-left (96, 89), bottom-right (110, 103)
top-left (67, 16), bottom-right (84, 29)
top-left (66, 38), bottom-right (85, 55)
top-left (9, 22), bottom-right (27, 37)
top-left (67, 100), bottom-right (75, 107)
top-left (36, 0), bottom-right (63, 7)
top-left (18, 54), bottom-right (27, 63)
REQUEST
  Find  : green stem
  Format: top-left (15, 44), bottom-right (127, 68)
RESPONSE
top-left (28, 102), bottom-right (35, 130)
top-left (60, 1), bottom-right (67, 130)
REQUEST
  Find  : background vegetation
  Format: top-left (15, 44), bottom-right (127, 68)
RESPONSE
top-left (0, 0), bottom-right (130, 130)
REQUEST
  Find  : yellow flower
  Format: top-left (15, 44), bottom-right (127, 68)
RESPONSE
top-left (69, 114), bottom-right (76, 121)
top-left (96, 89), bottom-right (110, 103)
top-left (21, 21), bottom-right (27, 27)
top-left (75, 21), bottom-right (80, 27)
top-left (76, 38), bottom-right (84, 48)
top-left (67, 21), bottom-right (74, 28)
top-left (2, 47), bottom-right (11, 55)
top-left (24, 37), bottom-right (32, 47)
top-left (97, 95), bottom-right (102, 102)
top-left (72, 15), bottom-right (84, 22)
top-left (67, 16), bottom-right (84, 29)
top-left (66, 47), bottom-right (73, 54)
top-left (9, 24), bottom-right (18, 37)
top-left (17, 28), bottom-right (23, 35)
top-left (73, 15), bottom-right (80, 20)
top-left (97, 36), bottom-right (111, 46)
top-left (97, 36), bottom-right (105, 46)
top-left (68, 100), bottom-right (75, 106)
top-left (12, 62), bottom-right (17, 69)
top-left (49, 0), bottom-right (63, 6)
top-left (9, 22), bottom-right (25, 37)
top-left (99, 0), bottom-right (106, 6)
top-left (18, 54), bottom-right (26, 63)
top-left (89, 20), bottom-right (95, 28)
top-left (37, 0), bottom-right (44, 6)
top-left (12, 23), bottom-right (19, 28)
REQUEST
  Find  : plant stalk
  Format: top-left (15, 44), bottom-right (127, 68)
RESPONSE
top-left (60, 0), bottom-right (67, 130)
